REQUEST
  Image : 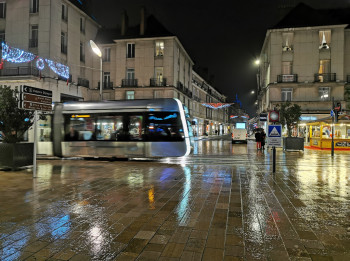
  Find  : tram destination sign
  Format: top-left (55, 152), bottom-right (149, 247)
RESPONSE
top-left (22, 85), bottom-right (52, 97)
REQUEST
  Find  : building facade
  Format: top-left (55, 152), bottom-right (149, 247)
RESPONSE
top-left (93, 11), bottom-right (230, 136)
top-left (257, 4), bottom-right (350, 133)
top-left (0, 0), bottom-right (100, 152)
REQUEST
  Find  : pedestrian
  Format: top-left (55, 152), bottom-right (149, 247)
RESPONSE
top-left (261, 130), bottom-right (266, 150)
top-left (255, 130), bottom-right (262, 150)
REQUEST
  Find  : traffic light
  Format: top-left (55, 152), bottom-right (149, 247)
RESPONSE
top-left (333, 102), bottom-right (341, 123)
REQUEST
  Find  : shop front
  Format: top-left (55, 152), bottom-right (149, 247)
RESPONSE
top-left (307, 116), bottom-right (350, 150)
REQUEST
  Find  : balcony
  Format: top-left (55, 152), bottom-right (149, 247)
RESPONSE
top-left (277, 74), bottom-right (298, 83)
top-left (314, 73), bottom-right (336, 83)
top-left (122, 79), bottom-right (138, 87)
top-left (98, 81), bottom-right (114, 89)
top-left (29, 38), bottom-right (38, 48)
top-left (150, 78), bottom-right (167, 87)
top-left (193, 95), bottom-right (201, 102)
top-left (176, 81), bottom-right (192, 98)
top-left (0, 66), bottom-right (39, 77)
top-left (78, 78), bottom-right (89, 88)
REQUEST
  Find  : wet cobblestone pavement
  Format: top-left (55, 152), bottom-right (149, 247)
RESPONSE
top-left (0, 138), bottom-right (350, 260)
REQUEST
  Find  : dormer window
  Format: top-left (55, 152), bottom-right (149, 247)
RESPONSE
top-left (319, 30), bottom-right (331, 49)
top-left (282, 33), bottom-right (293, 51)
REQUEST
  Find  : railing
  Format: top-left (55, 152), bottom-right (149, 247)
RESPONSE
top-left (193, 96), bottom-right (201, 102)
top-left (29, 38), bottom-right (38, 48)
top-left (176, 81), bottom-right (192, 98)
top-left (58, 74), bottom-right (72, 83)
top-left (122, 79), bottom-right (138, 87)
top-left (150, 78), bottom-right (167, 87)
top-left (61, 45), bottom-right (67, 54)
top-left (277, 74), bottom-right (298, 83)
top-left (78, 78), bottom-right (89, 88)
top-left (98, 82), bottom-right (114, 89)
top-left (314, 73), bottom-right (336, 83)
top-left (0, 66), bottom-right (39, 77)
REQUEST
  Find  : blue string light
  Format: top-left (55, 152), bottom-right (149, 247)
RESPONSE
top-left (45, 59), bottom-right (70, 79)
top-left (2, 43), bottom-right (36, 63)
top-left (1, 43), bottom-right (70, 79)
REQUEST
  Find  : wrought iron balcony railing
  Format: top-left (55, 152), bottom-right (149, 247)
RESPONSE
top-left (78, 78), bottom-right (89, 88)
top-left (277, 74), bottom-right (298, 83)
top-left (314, 73), bottom-right (336, 83)
top-left (122, 79), bottom-right (138, 87)
top-left (98, 82), bottom-right (114, 89)
top-left (0, 66), bottom-right (39, 77)
top-left (150, 78), bottom-right (167, 87)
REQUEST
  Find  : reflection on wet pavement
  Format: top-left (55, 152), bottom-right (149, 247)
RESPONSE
top-left (0, 138), bottom-right (349, 260)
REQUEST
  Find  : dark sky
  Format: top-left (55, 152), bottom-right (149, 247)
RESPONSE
top-left (90, 0), bottom-right (350, 116)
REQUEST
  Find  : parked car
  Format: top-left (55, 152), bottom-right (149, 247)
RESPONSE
top-left (231, 128), bottom-right (247, 144)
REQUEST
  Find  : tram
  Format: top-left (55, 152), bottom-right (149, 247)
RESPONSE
top-left (52, 98), bottom-right (191, 158)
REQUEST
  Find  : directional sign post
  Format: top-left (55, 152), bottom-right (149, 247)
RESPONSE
top-left (268, 124), bottom-right (282, 173)
top-left (20, 86), bottom-right (53, 178)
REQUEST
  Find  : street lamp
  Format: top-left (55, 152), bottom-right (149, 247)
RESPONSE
top-left (254, 59), bottom-right (260, 66)
top-left (90, 40), bottom-right (103, 101)
top-left (251, 90), bottom-right (255, 94)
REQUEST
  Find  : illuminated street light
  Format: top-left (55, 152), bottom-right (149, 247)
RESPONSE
top-left (255, 59), bottom-right (260, 65)
top-left (251, 90), bottom-right (255, 94)
top-left (90, 40), bottom-right (103, 101)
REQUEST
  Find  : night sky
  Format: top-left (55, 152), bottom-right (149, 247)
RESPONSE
top-left (90, 0), bottom-right (350, 116)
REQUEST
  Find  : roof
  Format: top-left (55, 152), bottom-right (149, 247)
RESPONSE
top-left (273, 3), bottom-right (350, 29)
top-left (95, 15), bottom-right (174, 44)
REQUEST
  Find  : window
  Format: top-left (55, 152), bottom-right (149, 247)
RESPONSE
top-left (281, 88), bottom-right (292, 101)
top-left (128, 115), bottom-right (143, 140)
top-left (61, 32), bottom-right (67, 54)
top-left (127, 43), bottom-right (135, 58)
top-left (155, 41), bottom-right (164, 56)
top-left (155, 67), bottom-right (163, 85)
top-left (282, 33), bottom-right (293, 51)
top-left (29, 25), bottom-right (38, 48)
top-left (0, 2), bottom-right (6, 18)
top-left (96, 116), bottom-right (123, 141)
top-left (104, 72), bottom-right (110, 88)
top-left (319, 87), bottom-right (330, 101)
top-left (145, 112), bottom-right (184, 141)
top-left (0, 31), bottom-right (5, 43)
top-left (30, 0), bottom-right (39, 13)
top-left (103, 48), bottom-right (111, 62)
top-left (319, 30), bottom-right (331, 49)
top-left (61, 4), bottom-right (67, 21)
top-left (126, 91), bottom-right (135, 100)
top-left (80, 17), bottom-right (85, 33)
top-left (319, 60), bottom-right (330, 74)
top-left (80, 42), bottom-right (85, 62)
top-left (126, 68), bottom-right (135, 79)
top-left (282, 61), bottom-right (292, 75)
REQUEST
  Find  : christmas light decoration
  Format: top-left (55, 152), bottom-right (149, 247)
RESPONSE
top-left (1, 43), bottom-right (70, 79)
top-left (36, 58), bottom-right (45, 70)
top-left (45, 59), bottom-right (69, 79)
top-left (201, 103), bottom-right (233, 109)
top-left (2, 43), bottom-right (35, 63)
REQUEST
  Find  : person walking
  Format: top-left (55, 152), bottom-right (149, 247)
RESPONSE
top-left (261, 130), bottom-right (266, 150)
top-left (255, 131), bottom-right (262, 150)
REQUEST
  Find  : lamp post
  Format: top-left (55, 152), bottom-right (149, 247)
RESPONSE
top-left (90, 40), bottom-right (103, 101)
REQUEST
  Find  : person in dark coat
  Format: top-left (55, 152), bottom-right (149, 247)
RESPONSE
top-left (255, 131), bottom-right (262, 150)
top-left (261, 130), bottom-right (266, 149)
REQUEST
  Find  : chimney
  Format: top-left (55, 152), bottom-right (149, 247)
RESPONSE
top-left (140, 7), bottom-right (146, 35)
top-left (121, 10), bottom-right (128, 36)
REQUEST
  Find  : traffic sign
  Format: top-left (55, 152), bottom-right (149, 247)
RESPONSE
top-left (21, 85), bottom-right (52, 111)
top-left (330, 110), bottom-right (334, 117)
top-left (268, 124), bottom-right (282, 147)
top-left (23, 101), bottom-right (52, 111)
top-left (22, 85), bottom-right (52, 97)
top-left (269, 110), bottom-right (279, 122)
top-left (259, 113), bottom-right (268, 121)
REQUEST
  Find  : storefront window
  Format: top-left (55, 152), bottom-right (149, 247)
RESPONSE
top-left (38, 115), bottom-right (52, 141)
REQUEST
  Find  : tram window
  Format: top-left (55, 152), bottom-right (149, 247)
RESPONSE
top-left (64, 115), bottom-right (95, 141)
top-left (145, 112), bottom-right (184, 141)
top-left (96, 115), bottom-right (123, 141)
top-left (128, 115), bottom-right (143, 141)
